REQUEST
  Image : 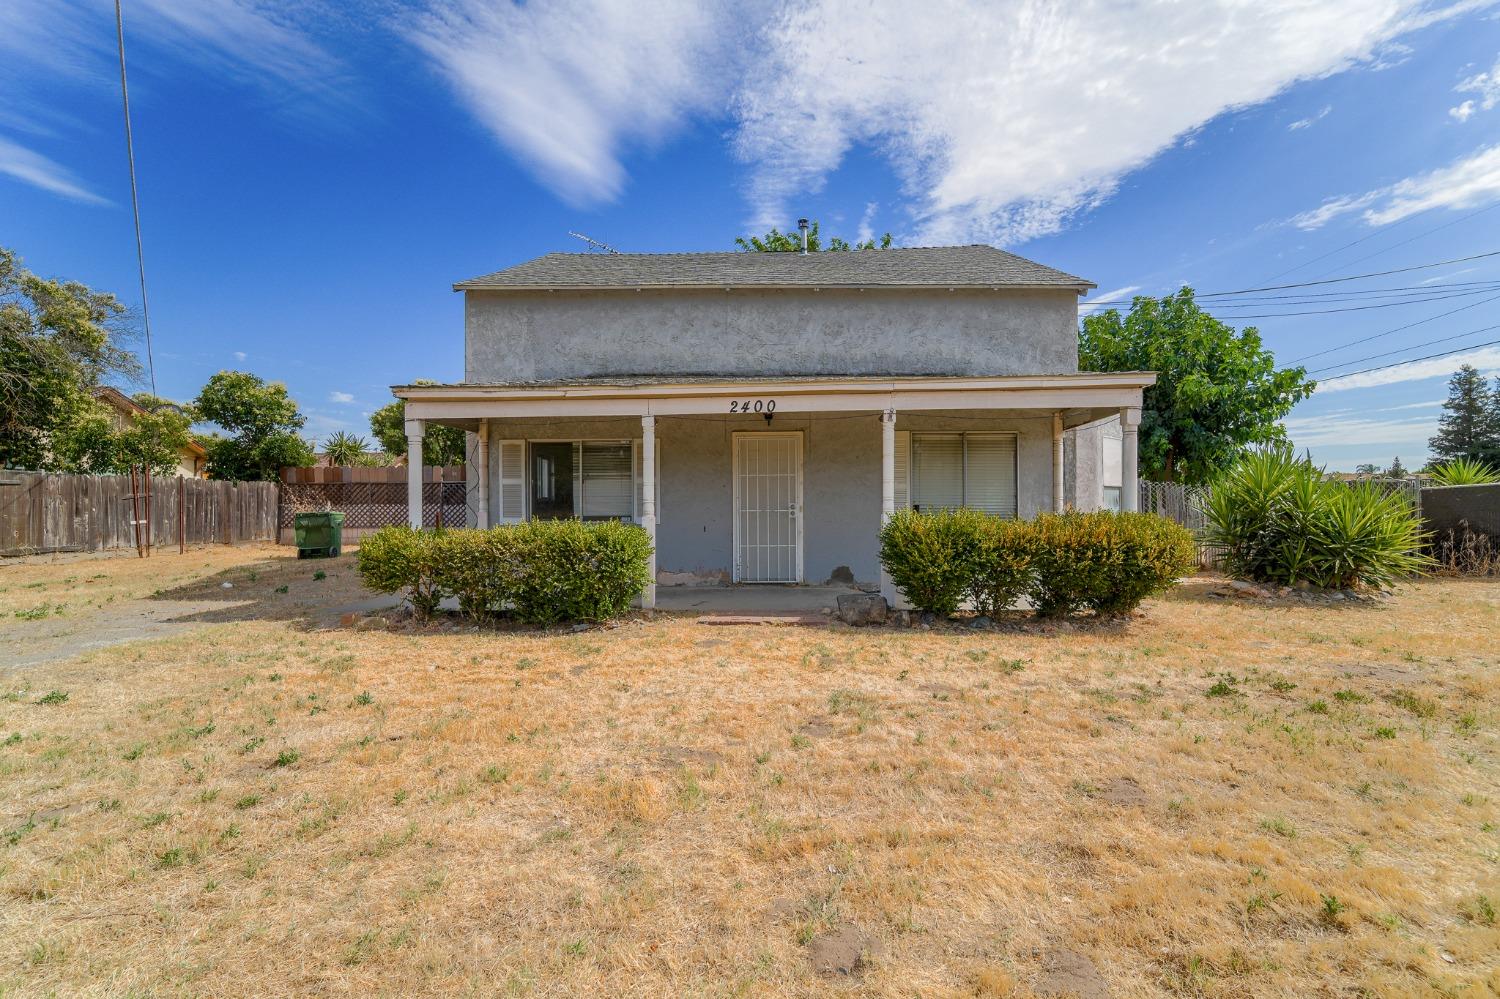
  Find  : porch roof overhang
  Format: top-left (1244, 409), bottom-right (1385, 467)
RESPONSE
top-left (393, 372), bottom-right (1154, 429)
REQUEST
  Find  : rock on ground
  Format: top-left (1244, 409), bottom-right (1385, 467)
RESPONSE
top-left (836, 593), bottom-right (888, 626)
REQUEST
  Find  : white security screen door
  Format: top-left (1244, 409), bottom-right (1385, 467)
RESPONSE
top-left (732, 432), bottom-right (803, 583)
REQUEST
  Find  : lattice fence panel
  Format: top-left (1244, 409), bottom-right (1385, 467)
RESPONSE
top-left (278, 481), bottom-right (467, 531)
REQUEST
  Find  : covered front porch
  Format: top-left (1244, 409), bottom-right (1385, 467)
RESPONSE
top-left (394, 374), bottom-right (1154, 608)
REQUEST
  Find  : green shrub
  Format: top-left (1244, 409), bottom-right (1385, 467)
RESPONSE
top-left (966, 516), bottom-right (1036, 616)
top-left (878, 508), bottom-right (986, 616)
top-left (879, 508), bottom-right (1194, 618)
top-left (358, 522), bottom-right (653, 625)
top-left (431, 529), bottom-right (514, 621)
top-left (1029, 511), bottom-right (1197, 617)
top-left (355, 526), bottom-right (446, 619)
top-left (1205, 450), bottom-right (1428, 589)
top-left (1429, 458), bottom-right (1499, 486)
top-left (506, 519), bottom-right (653, 624)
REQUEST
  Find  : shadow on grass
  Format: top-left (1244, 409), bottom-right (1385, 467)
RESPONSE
top-left (145, 549), bottom-right (393, 629)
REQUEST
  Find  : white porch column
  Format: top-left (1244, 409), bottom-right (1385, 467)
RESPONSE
top-left (880, 408), bottom-right (897, 606)
top-left (405, 418), bottom-right (424, 528)
top-left (880, 408), bottom-right (896, 521)
top-left (640, 415), bottom-right (657, 610)
top-left (1051, 410), bottom-right (1065, 513)
top-left (1120, 407), bottom-right (1140, 512)
top-left (476, 419), bottom-right (490, 529)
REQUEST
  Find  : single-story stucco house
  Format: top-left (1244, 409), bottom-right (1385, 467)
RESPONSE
top-left (393, 244), bottom-right (1152, 607)
top-left (95, 386), bottom-right (208, 478)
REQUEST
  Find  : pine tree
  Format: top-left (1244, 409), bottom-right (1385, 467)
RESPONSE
top-left (1429, 365), bottom-right (1500, 467)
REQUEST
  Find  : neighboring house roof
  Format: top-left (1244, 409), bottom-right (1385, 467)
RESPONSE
top-left (94, 387), bottom-right (208, 457)
top-left (454, 245), bottom-right (1094, 293)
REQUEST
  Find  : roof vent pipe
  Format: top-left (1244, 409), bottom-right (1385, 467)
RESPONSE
top-left (798, 218), bottom-right (809, 255)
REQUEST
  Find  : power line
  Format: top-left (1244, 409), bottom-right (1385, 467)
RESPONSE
top-left (1207, 285), bottom-right (1500, 319)
top-left (115, 0), bottom-right (157, 399)
top-left (1198, 249), bottom-right (1500, 297)
top-left (1286, 291), bottom-right (1500, 364)
top-left (1252, 206), bottom-right (1438, 285)
top-left (1318, 337), bottom-right (1500, 383)
top-left (1300, 201), bottom-right (1500, 284)
top-left (1308, 322), bottom-right (1500, 374)
top-left (1201, 279), bottom-right (1500, 305)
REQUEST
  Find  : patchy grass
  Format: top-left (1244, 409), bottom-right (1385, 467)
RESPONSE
top-left (0, 549), bottom-right (1498, 996)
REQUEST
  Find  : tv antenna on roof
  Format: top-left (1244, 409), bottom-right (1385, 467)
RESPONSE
top-left (568, 231), bottom-right (620, 254)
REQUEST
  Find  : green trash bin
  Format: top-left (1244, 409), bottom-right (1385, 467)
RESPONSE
top-left (293, 511), bottom-right (345, 558)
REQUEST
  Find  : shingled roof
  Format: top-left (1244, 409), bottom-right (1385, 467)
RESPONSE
top-left (454, 245), bottom-right (1093, 293)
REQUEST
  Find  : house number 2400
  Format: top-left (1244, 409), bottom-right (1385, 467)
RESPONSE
top-left (729, 399), bottom-right (776, 414)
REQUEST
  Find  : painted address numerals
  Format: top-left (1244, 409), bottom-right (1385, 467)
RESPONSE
top-left (728, 399), bottom-right (777, 414)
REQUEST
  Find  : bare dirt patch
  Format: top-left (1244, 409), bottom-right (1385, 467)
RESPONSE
top-left (1035, 948), bottom-right (1112, 998)
top-left (807, 923), bottom-right (874, 976)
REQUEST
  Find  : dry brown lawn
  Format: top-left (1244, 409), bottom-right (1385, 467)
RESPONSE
top-left (2, 547), bottom-right (1498, 997)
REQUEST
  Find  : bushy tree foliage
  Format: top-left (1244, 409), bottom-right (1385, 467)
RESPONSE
top-left (735, 219), bottom-right (893, 252)
top-left (1080, 288), bottom-right (1315, 484)
top-left (0, 247), bottom-right (141, 470)
top-left (1428, 364), bottom-right (1500, 469)
top-left (52, 393), bottom-right (195, 477)
top-left (193, 371), bottom-right (314, 480)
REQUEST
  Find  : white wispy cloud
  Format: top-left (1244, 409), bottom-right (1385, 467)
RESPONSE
top-left (1319, 345), bottom-right (1500, 391)
top-left (406, 0), bottom-right (734, 206)
top-left (232, 351), bottom-right (248, 362)
top-left (856, 202), bottom-right (879, 245)
top-left (1283, 412), bottom-right (1438, 447)
top-left (1288, 105), bottom-right (1333, 130)
top-left (330, 390), bottom-right (355, 404)
top-left (1450, 52), bottom-right (1500, 121)
top-left (1291, 142), bottom-right (1500, 229)
top-left (0, 135), bottom-right (106, 203)
top-left (1078, 285), bottom-right (1142, 315)
top-left (406, 0), bottom-right (1486, 242)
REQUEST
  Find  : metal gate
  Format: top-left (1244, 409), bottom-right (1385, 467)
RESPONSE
top-left (732, 432), bottom-right (803, 583)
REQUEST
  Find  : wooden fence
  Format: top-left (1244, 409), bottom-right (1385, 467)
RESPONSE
top-left (0, 471), bottom-right (278, 557)
top-left (277, 465), bottom-right (468, 543)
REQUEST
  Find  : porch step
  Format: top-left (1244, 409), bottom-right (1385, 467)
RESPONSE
top-left (696, 613), bottom-right (828, 627)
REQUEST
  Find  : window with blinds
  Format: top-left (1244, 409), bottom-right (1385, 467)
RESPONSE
top-left (910, 433), bottom-right (1018, 517)
top-left (578, 442), bottom-right (634, 520)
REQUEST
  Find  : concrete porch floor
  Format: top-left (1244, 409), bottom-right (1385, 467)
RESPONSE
top-left (653, 584), bottom-right (864, 615)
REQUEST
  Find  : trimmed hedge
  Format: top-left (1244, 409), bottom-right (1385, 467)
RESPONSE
top-left (879, 509), bottom-right (1197, 618)
top-left (356, 521), bottom-right (652, 624)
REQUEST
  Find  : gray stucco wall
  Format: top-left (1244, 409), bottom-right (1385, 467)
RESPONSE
top-left (466, 411), bottom-right (1057, 587)
top-left (464, 287), bottom-right (1080, 382)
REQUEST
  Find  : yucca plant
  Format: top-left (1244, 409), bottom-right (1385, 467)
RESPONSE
top-left (1429, 458), bottom-right (1500, 486)
top-left (1205, 449), bottom-right (1429, 589)
top-left (322, 431), bottom-right (370, 466)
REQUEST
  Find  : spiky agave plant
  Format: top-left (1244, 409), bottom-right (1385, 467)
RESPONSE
top-left (1205, 449), bottom-right (1429, 588)
top-left (1429, 458), bottom-right (1500, 486)
top-left (322, 431), bottom-right (370, 467)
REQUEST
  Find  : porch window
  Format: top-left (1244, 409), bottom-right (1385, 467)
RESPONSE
top-left (527, 441), bottom-right (638, 522)
top-left (910, 433), bottom-right (1018, 517)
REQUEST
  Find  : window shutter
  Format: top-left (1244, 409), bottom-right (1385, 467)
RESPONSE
top-left (495, 440), bottom-right (525, 523)
top-left (964, 434), bottom-right (1018, 518)
top-left (581, 442), bottom-right (633, 519)
top-left (911, 434), bottom-right (964, 511)
top-left (893, 431), bottom-right (910, 509)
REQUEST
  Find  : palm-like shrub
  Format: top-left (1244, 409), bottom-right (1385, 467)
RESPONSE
top-left (1205, 450), bottom-right (1428, 589)
top-left (1429, 458), bottom-right (1499, 486)
top-left (322, 431), bottom-right (371, 466)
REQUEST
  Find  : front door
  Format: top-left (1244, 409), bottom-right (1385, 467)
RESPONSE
top-left (732, 432), bottom-right (803, 583)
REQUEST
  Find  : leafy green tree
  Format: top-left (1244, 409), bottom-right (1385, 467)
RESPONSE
top-left (322, 431), bottom-right (371, 466)
top-left (52, 393), bottom-right (195, 477)
top-left (735, 219), bottom-right (893, 252)
top-left (193, 371), bottom-right (314, 480)
top-left (1080, 288), bottom-right (1315, 484)
top-left (370, 381), bottom-right (466, 466)
top-left (1384, 456), bottom-right (1407, 479)
top-left (1428, 364), bottom-right (1500, 469)
top-left (0, 247), bottom-right (141, 469)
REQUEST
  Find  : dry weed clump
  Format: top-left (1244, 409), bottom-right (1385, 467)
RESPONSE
top-left (1, 548), bottom-right (1498, 997)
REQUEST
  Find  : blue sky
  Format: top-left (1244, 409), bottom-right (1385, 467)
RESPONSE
top-left (3, 0), bottom-right (1500, 469)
